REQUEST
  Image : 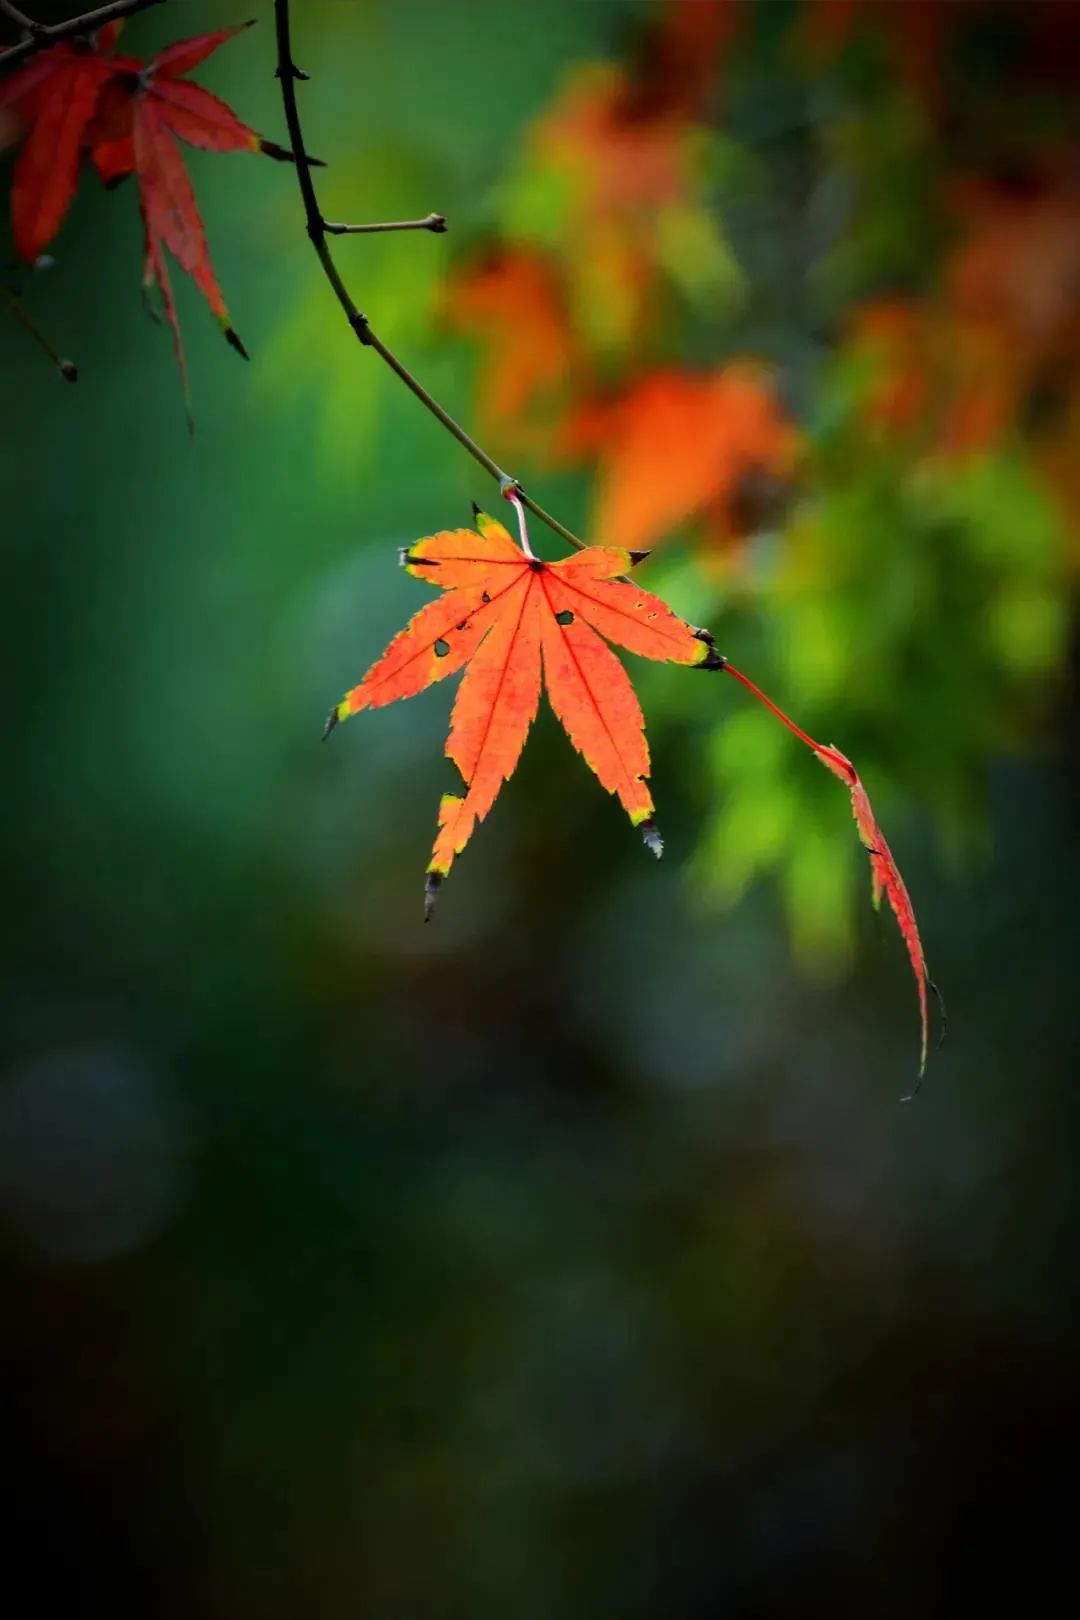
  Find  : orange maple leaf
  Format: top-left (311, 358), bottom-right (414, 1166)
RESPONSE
top-left (327, 505), bottom-right (720, 915)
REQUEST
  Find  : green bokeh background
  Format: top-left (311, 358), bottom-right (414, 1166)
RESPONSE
top-left (2, 3), bottom-right (1078, 1615)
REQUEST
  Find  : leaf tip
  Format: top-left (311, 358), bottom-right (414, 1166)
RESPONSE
top-left (691, 627), bottom-right (726, 670)
top-left (899, 1057), bottom-right (926, 1103)
top-left (627, 549), bottom-right (652, 568)
top-left (639, 818), bottom-right (663, 859)
top-left (399, 545), bottom-right (436, 573)
top-left (259, 139), bottom-right (297, 163)
top-left (424, 871), bottom-right (442, 922)
top-left (322, 705), bottom-right (342, 741)
top-left (929, 979), bottom-right (948, 1048)
top-left (226, 330), bottom-right (250, 361)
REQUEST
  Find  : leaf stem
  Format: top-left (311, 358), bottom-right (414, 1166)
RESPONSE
top-left (506, 489), bottom-right (536, 559)
top-left (271, 0), bottom-right (587, 553)
top-left (722, 660), bottom-right (853, 778)
top-left (0, 0), bottom-right (166, 71)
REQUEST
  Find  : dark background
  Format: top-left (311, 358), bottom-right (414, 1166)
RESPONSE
top-left (2, 3), bottom-right (1078, 1615)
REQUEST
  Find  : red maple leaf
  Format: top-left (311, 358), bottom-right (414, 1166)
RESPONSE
top-left (0, 23), bottom-right (123, 263)
top-left (2, 20), bottom-right (298, 404)
top-left (86, 23), bottom-right (297, 187)
top-left (723, 663), bottom-right (942, 1092)
top-left (84, 22), bottom-right (300, 386)
top-left (327, 503), bottom-right (719, 916)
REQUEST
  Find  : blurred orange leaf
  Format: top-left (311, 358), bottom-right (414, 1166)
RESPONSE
top-left (443, 250), bottom-right (580, 451)
top-left (564, 366), bottom-right (798, 555)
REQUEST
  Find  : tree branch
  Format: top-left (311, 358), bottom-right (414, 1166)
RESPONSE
top-left (0, 0), bottom-right (166, 72)
top-left (0, 2), bottom-right (44, 36)
top-left (272, 0), bottom-right (586, 554)
top-left (325, 213), bottom-right (447, 236)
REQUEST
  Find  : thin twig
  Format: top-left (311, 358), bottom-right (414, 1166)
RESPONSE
top-left (0, 2), bottom-right (43, 36)
top-left (272, 0), bottom-right (586, 554)
top-left (325, 213), bottom-right (447, 236)
top-left (0, 0), bottom-right (166, 72)
top-left (1, 279), bottom-right (77, 378)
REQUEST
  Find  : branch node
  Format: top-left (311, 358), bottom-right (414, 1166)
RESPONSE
top-left (349, 310), bottom-right (373, 345)
top-left (1, 1), bottom-right (171, 70)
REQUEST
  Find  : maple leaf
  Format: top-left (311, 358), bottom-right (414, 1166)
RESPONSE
top-left (1, 20), bottom-right (295, 402)
top-left (327, 506), bottom-right (720, 916)
top-left (84, 22), bottom-right (300, 377)
top-left (723, 662), bottom-right (941, 1092)
top-left (86, 24), bottom-right (298, 187)
top-left (0, 28), bottom-right (123, 263)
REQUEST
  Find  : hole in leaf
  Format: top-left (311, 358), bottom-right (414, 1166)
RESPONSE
top-left (555, 609), bottom-right (575, 626)
top-left (434, 639), bottom-right (450, 658)
top-left (482, 592), bottom-right (491, 604)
